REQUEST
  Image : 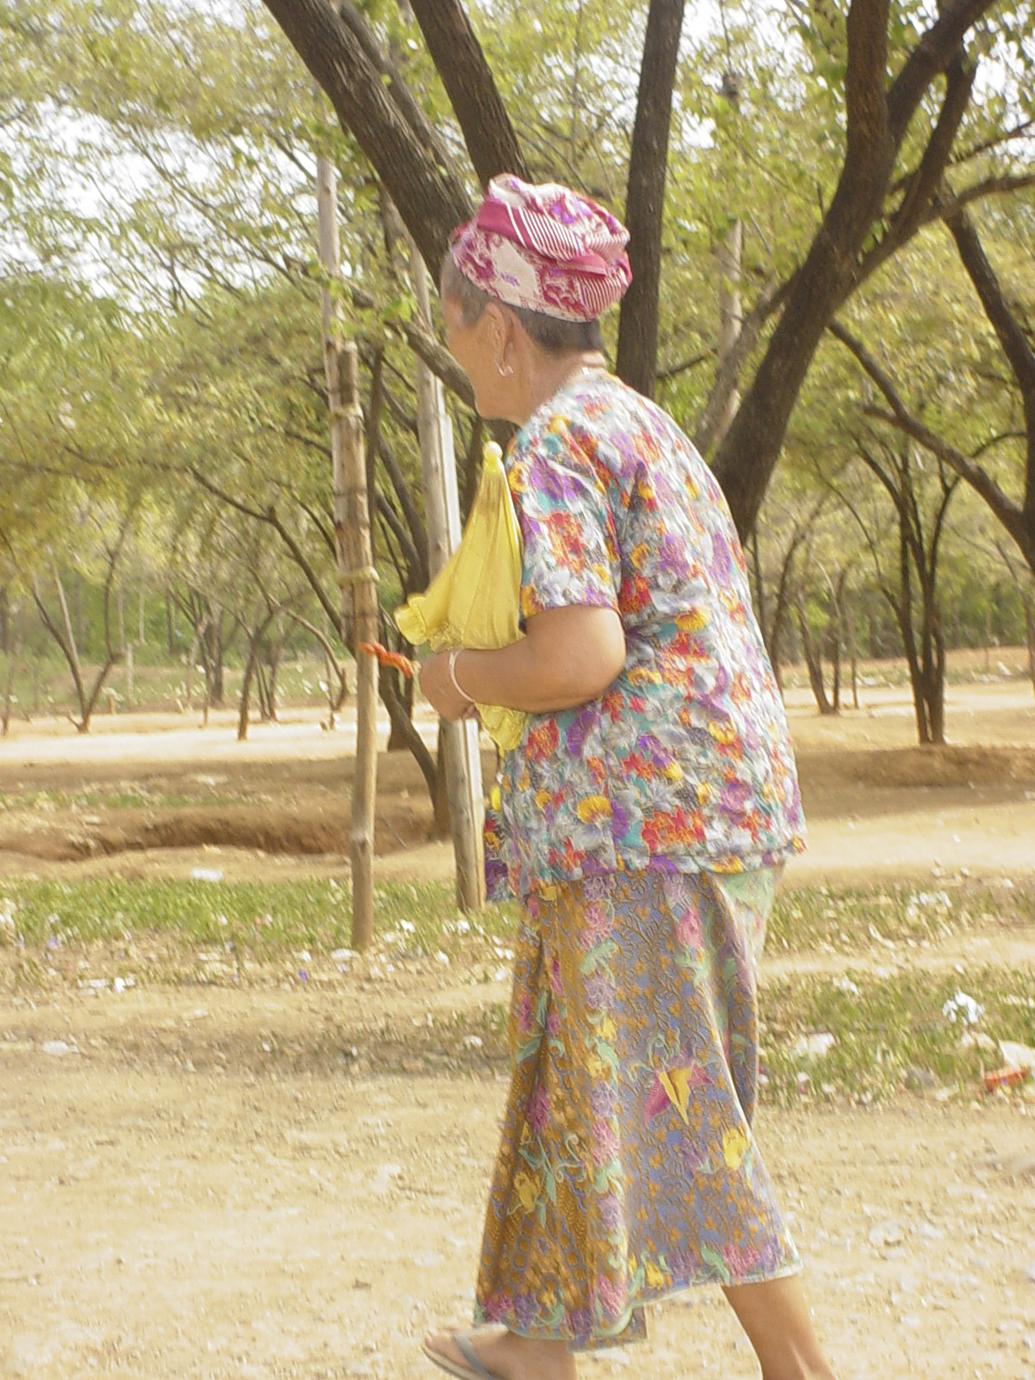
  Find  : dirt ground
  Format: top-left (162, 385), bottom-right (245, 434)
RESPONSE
top-left (1, 675), bottom-right (1034, 1378)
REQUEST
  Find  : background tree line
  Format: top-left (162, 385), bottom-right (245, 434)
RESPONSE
top-left (0, 0), bottom-right (1032, 797)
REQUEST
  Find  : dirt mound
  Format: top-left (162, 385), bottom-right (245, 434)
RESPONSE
top-left (107, 807), bottom-right (353, 857)
top-left (0, 802), bottom-right (434, 863)
top-left (844, 745), bottom-right (1035, 789)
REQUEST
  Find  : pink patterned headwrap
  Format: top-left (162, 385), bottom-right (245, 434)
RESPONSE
top-left (450, 174), bottom-right (632, 322)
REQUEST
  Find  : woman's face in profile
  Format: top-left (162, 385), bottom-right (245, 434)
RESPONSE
top-left (441, 292), bottom-right (514, 422)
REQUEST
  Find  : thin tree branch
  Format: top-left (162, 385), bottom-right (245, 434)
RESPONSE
top-left (261, 0), bottom-right (471, 274)
top-left (184, 463), bottom-right (341, 630)
top-left (945, 206), bottom-right (1035, 525)
top-left (405, 0), bottom-right (528, 185)
top-left (886, 0), bottom-right (999, 145)
top-left (830, 319), bottom-right (1033, 567)
top-left (865, 50), bottom-right (975, 279)
top-left (337, 0), bottom-right (453, 170)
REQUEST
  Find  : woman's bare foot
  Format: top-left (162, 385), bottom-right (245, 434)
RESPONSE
top-left (423, 1325), bottom-right (576, 1380)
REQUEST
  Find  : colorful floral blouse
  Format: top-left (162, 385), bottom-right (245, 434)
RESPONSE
top-left (496, 371), bottom-right (805, 900)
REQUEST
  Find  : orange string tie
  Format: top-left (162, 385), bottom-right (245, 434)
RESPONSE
top-left (357, 641), bottom-right (418, 679)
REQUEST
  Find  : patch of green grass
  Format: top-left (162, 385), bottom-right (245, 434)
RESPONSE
top-left (429, 965), bottom-right (1035, 1101)
top-left (760, 965), bottom-right (1035, 1104)
top-left (4, 879), bottom-right (1034, 1109)
top-left (0, 786), bottom-right (253, 813)
top-left (0, 876), bottom-right (516, 960)
top-left (5, 877), bottom-right (1024, 964)
top-left (768, 879), bottom-right (1034, 955)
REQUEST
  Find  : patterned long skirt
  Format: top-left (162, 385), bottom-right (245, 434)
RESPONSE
top-left (473, 866), bottom-right (801, 1350)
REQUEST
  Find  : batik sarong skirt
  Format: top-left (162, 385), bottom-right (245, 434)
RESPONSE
top-left (473, 866), bottom-right (801, 1350)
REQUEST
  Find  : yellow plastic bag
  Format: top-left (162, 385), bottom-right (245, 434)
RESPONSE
top-left (394, 443), bottom-right (527, 752)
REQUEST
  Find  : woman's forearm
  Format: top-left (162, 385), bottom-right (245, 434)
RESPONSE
top-left (452, 607), bottom-right (626, 714)
top-left (452, 640), bottom-right (586, 714)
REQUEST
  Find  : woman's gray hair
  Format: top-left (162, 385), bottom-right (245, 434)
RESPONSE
top-left (440, 253), bottom-right (604, 356)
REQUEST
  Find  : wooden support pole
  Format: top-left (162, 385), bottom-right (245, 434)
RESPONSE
top-left (338, 344), bottom-right (380, 947)
top-left (317, 150), bottom-right (379, 951)
top-left (411, 244), bottom-right (485, 913)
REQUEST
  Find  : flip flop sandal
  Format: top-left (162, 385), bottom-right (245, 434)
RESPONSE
top-left (421, 1332), bottom-right (504, 1380)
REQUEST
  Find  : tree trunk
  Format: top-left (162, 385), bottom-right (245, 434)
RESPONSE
top-left (52, 571), bottom-right (87, 715)
top-left (261, 633), bottom-right (284, 721)
top-left (946, 209), bottom-right (1035, 566)
top-left (77, 653), bottom-right (121, 735)
top-left (272, 646), bottom-right (283, 713)
top-left (916, 570), bottom-right (947, 745)
top-left (236, 628), bottom-right (265, 742)
top-left (72, 570), bottom-right (85, 652)
top-left (432, 725), bottom-right (452, 840)
top-left (614, 0), bottom-right (685, 398)
top-left (208, 618), bottom-right (226, 706)
top-left (381, 666), bottom-right (437, 792)
top-left (323, 647), bottom-right (340, 730)
top-left (829, 567), bottom-right (849, 713)
top-left (845, 595), bottom-right (861, 709)
top-left (829, 622), bottom-right (842, 714)
top-left (795, 597), bottom-right (834, 716)
top-left (889, 511), bottom-right (933, 745)
top-left (893, 584), bottom-right (931, 746)
top-left (385, 666), bottom-right (413, 750)
top-left (31, 573), bottom-right (121, 733)
top-left (749, 530), bottom-right (767, 646)
top-left (927, 621), bottom-right (947, 745)
top-left (712, 0), bottom-right (992, 537)
top-left (1, 652), bottom-right (17, 737)
top-left (165, 587), bottom-right (177, 657)
top-left (284, 611), bottom-right (350, 721)
top-left (255, 658), bottom-right (272, 722)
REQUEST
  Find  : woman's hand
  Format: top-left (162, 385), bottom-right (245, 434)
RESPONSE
top-left (419, 650), bottom-right (479, 722)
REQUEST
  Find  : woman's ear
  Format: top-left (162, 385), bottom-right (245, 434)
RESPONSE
top-left (482, 302), bottom-right (502, 345)
top-left (485, 302), bottom-right (515, 377)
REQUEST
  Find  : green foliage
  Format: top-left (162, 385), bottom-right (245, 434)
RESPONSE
top-left (0, 0), bottom-right (1032, 689)
top-left (0, 874), bottom-right (492, 958)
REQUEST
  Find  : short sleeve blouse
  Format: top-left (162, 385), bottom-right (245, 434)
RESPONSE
top-left (497, 371), bottom-right (806, 900)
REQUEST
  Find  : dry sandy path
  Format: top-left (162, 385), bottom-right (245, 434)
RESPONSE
top-left (1, 677), bottom-right (1034, 1378)
top-left (1, 988), bottom-right (1034, 1380)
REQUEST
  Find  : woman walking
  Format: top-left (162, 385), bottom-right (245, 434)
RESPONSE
top-left (419, 175), bottom-right (835, 1380)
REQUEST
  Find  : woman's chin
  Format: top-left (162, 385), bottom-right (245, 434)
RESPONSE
top-left (474, 394), bottom-right (507, 423)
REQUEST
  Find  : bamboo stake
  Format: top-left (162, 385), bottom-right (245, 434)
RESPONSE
top-left (317, 150), bottom-right (379, 951)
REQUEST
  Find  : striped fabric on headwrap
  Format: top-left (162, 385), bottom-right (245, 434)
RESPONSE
top-left (450, 174), bottom-right (632, 323)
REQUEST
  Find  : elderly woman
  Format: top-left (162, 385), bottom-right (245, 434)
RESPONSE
top-left (419, 176), bottom-right (835, 1380)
